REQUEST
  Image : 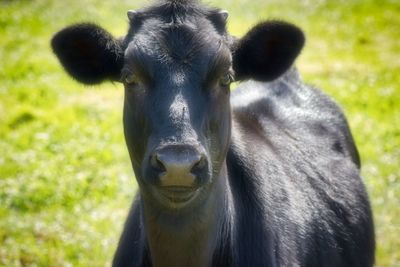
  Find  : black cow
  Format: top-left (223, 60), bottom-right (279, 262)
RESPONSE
top-left (51, 0), bottom-right (375, 266)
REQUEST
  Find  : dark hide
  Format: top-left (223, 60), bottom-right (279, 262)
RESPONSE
top-left (51, 0), bottom-right (374, 266)
top-left (51, 23), bottom-right (124, 84)
top-left (233, 21), bottom-right (305, 81)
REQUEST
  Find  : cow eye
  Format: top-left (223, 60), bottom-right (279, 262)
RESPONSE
top-left (219, 73), bottom-right (233, 87)
top-left (124, 74), bottom-right (137, 85)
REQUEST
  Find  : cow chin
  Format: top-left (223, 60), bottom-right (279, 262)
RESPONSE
top-left (150, 185), bottom-right (204, 209)
top-left (139, 173), bottom-right (214, 210)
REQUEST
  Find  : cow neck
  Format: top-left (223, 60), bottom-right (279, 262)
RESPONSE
top-left (141, 163), bottom-right (232, 267)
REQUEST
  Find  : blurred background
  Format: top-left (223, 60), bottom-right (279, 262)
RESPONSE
top-left (0, 0), bottom-right (398, 266)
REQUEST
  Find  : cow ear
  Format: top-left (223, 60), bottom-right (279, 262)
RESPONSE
top-left (232, 21), bottom-right (305, 82)
top-left (51, 23), bottom-right (124, 85)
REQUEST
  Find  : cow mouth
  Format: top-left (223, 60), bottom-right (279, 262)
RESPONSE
top-left (157, 186), bottom-right (200, 205)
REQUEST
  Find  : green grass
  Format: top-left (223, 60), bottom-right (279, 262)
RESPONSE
top-left (0, 0), bottom-right (399, 266)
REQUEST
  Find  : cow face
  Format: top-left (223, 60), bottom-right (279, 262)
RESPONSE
top-left (121, 8), bottom-right (234, 210)
top-left (51, 1), bottom-right (304, 210)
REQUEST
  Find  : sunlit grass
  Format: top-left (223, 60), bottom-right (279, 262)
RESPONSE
top-left (0, 0), bottom-right (399, 266)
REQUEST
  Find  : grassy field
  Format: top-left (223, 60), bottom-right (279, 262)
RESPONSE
top-left (0, 0), bottom-right (399, 266)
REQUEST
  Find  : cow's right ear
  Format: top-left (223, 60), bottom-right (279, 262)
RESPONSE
top-left (51, 23), bottom-right (124, 85)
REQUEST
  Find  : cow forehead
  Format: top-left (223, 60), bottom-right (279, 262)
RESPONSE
top-left (126, 18), bottom-right (226, 65)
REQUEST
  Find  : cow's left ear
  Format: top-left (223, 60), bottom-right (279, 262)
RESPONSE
top-left (232, 21), bottom-right (305, 82)
top-left (51, 23), bottom-right (124, 85)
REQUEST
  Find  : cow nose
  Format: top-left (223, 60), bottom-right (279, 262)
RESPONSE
top-left (149, 146), bottom-right (206, 187)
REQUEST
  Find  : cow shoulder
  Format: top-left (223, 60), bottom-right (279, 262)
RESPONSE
top-left (227, 69), bottom-right (374, 266)
top-left (230, 68), bottom-right (360, 167)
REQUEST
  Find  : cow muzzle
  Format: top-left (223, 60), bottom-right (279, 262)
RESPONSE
top-left (145, 144), bottom-right (209, 205)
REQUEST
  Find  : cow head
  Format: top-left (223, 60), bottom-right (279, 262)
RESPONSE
top-left (51, 0), bottom-right (304, 210)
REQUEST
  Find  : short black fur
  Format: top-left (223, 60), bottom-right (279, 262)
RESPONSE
top-left (51, 1), bottom-right (374, 266)
top-left (51, 23), bottom-right (124, 84)
top-left (233, 21), bottom-right (305, 81)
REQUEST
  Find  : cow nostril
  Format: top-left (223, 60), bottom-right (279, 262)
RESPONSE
top-left (191, 155), bottom-right (207, 173)
top-left (150, 154), bottom-right (166, 172)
